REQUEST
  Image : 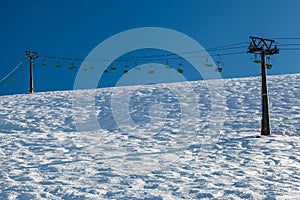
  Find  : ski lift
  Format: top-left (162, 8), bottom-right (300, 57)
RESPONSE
top-left (123, 62), bottom-right (129, 74)
top-left (177, 58), bottom-right (183, 73)
top-left (205, 57), bottom-right (213, 67)
top-left (54, 60), bottom-right (60, 68)
top-left (177, 69), bottom-right (183, 73)
top-left (215, 68), bottom-right (222, 72)
top-left (148, 61), bottom-right (155, 74)
top-left (215, 55), bottom-right (223, 72)
top-left (41, 58), bottom-right (47, 66)
top-left (134, 60), bottom-right (141, 70)
top-left (253, 54), bottom-right (261, 64)
top-left (109, 62), bottom-right (116, 70)
top-left (165, 55), bottom-right (172, 69)
top-left (148, 69), bottom-right (155, 74)
top-left (266, 56), bottom-right (273, 69)
top-left (68, 60), bottom-right (75, 70)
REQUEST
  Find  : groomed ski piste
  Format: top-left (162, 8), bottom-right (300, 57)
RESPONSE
top-left (0, 73), bottom-right (299, 199)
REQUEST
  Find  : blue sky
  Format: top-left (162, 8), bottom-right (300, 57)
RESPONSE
top-left (1, 0), bottom-right (300, 95)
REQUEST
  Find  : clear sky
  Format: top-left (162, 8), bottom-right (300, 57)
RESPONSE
top-left (1, 0), bottom-right (300, 95)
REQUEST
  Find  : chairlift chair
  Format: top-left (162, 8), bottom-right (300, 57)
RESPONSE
top-left (41, 59), bottom-right (47, 66)
top-left (266, 56), bottom-right (273, 69)
top-left (177, 69), bottom-right (183, 73)
top-left (68, 65), bottom-right (76, 70)
top-left (253, 54), bottom-right (261, 64)
top-left (110, 63), bottom-right (116, 70)
top-left (215, 67), bottom-right (222, 72)
top-left (177, 58), bottom-right (184, 73)
top-left (148, 69), bottom-right (155, 74)
top-left (54, 60), bottom-right (60, 68)
top-left (215, 55), bottom-right (223, 72)
top-left (123, 62), bottom-right (129, 74)
top-left (205, 57), bottom-right (213, 67)
top-left (68, 61), bottom-right (75, 70)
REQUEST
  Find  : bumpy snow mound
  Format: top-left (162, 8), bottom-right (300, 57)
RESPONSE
top-left (0, 74), bottom-right (299, 199)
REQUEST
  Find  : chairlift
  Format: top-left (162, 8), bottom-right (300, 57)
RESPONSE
top-left (68, 60), bottom-right (75, 70)
top-left (205, 57), bottom-right (213, 67)
top-left (266, 56), bottom-right (273, 69)
top-left (215, 55), bottom-right (223, 72)
top-left (215, 67), bottom-right (222, 72)
top-left (148, 61), bottom-right (155, 74)
top-left (177, 58), bottom-right (184, 73)
top-left (253, 54), bottom-right (261, 64)
top-left (148, 69), bottom-right (155, 74)
top-left (54, 60), bottom-right (60, 68)
top-left (41, 59), bottom-right (47, 66)
top-left (165, 55), bottom-right (172, 69)
top-left (177, 69), bottom-right (183, 73)
top-left (134, 60), bottom-right (141, 70)
top-left (124, 62), bottom-right (129, 74)
top-left (266, 64), bottom-right (272, 69)
top-left (110, 62), bottom-right (116, 70)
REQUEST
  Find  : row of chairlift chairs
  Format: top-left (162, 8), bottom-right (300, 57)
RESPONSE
top-left (252, 54), bottom-right (273, 69)
top-left (89, 58), bottom-right (224, 74)
top-left (27, 53), bottom-right (273, 77)
top-left (39, 57), bottom-right (225, 74)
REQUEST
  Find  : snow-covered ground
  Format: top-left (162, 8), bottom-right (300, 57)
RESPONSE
top-left (0, 74), bottom-right (299, 199)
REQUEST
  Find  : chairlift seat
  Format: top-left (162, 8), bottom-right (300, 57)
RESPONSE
top-left (177, 69), bottom-right (183, 73)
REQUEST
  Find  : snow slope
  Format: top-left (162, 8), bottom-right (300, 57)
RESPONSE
top-left (0, 74), bottom-right (299, 199)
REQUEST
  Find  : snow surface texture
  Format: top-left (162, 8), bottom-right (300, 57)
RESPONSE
top-left (0, 74), bottom-right (299, 199)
